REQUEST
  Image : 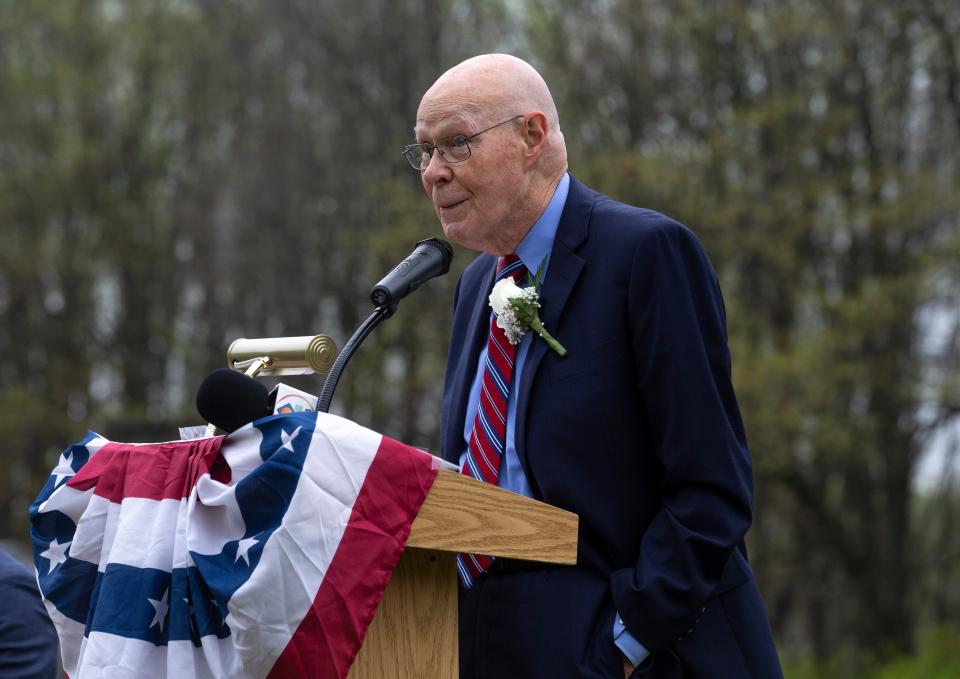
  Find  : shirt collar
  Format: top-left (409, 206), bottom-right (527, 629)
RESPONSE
top-left (515, 172), bottom-right (570, 279)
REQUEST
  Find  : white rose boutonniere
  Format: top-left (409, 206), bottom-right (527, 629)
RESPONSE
top-left (488, 261), bottom-right (567, 356)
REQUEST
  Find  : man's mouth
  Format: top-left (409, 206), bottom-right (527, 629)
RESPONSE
top-left (437, 198), bottom-right (468, 211)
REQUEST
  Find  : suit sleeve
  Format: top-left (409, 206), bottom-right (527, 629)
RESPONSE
top-left (609, 220), bottom-right (753, 652)
top-left (0, 553), bottom-right (59, 679)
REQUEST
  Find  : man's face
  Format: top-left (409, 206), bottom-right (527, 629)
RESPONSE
top-left (415, 105), bottom-right (527, 255)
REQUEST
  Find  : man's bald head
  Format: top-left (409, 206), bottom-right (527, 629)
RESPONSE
top-left (417, 54), bottom-right (567, 176)
top-left (420, 55), bottom-right (562, 131)
top-left (414, 54), bottom-right (568, 255)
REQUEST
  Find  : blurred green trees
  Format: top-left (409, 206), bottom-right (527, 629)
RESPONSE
top-left (1, 0), bottom-right (957, 671)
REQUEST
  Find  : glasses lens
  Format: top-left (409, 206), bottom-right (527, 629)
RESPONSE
top-left (440, 137), bottom-right (471, 163)
top-left (403, 146), bottom-right (427, 170)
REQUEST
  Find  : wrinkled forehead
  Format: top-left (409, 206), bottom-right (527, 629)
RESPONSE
top-left (413, 111), bottom-right (480, 143)
top-left (414, 80), bottom-right (497, 141)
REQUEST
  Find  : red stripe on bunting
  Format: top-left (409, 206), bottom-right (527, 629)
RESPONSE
top-left (268, 435), bottom-right (439, 679)
top-left (65, 438), bottom-right (229, 501)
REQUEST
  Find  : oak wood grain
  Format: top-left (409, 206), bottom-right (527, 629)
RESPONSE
top-left (348, 549), bottom-right (458, 679)
top-left (407, 469), bottom-right (579, 564)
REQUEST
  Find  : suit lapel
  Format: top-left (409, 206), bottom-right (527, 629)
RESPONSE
top-left (514, 176), bottom-right (595, 475)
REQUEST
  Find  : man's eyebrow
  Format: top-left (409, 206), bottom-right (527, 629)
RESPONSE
top-left (414, 119), bottom-right (470, 142)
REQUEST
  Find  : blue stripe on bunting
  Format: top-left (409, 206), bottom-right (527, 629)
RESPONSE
top-left (192, 412), bottom-right (317, 608)
top-left (41, 555), bottom-right (99, 625)
top-left (29, 431), bottom-right (99, 515)
top-left (37, 558), bottom-right (233, 646)
top-left (169, 567), bottom-right (231, 645)
top-left (86, 564), bottom-right (172, 644)
top-left (86, 564), bottom-right (231, 646)
top-left (31, 510), bottom-right (80, 582)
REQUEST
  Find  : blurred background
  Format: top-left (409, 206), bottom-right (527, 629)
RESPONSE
top-left (1, 0), bottom-right (958, 675)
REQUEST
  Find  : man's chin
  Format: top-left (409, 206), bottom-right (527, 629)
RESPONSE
top-left (440, 220), bottom-right (507, 255)
top-left (440, 220), bottom-right (472, 249)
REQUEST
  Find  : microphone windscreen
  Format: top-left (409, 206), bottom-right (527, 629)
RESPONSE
top-left (370, 237), bottom-right (454, 308)
top-left (196, 369), bottom-right (271, 433)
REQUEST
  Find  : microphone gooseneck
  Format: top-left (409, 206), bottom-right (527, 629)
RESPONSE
top-left (315, 304), bottom-right (395, 414)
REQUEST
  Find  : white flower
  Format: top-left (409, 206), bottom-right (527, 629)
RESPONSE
top-left (488, 279), bottom-right (541, 345)
top-left (488, 278), bottom-right (524, 316)
top-left (486, 259), bottom-right (567, 356)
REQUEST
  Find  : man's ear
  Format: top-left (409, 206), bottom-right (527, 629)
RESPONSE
top-left (522, 112), bottom-right (549, 167)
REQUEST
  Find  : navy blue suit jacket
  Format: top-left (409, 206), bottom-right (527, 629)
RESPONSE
top-left (441, 176), bottom-right (782, 678)
top-left (0, 548), bottom-right (58, 679)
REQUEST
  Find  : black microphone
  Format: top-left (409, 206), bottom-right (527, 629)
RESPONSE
top-left (195, 369), bottom-right (278, 433)
top-left (370, 237), bottom-right (453, 308)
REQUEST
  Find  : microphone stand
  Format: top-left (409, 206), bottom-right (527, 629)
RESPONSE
top-left (315, 303), bottom-right (397, 413)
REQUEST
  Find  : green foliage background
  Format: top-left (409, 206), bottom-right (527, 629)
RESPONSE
top-left (1, 0), bottom-right (958, 673)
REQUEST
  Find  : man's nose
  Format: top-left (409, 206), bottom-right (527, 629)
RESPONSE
top-left (421, 149), bottom-right (452, 185)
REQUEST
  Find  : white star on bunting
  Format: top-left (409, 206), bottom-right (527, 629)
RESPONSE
top-left (235, 535), bottom-right (259, 566)
top-left (40, 538), bottom-right (71, 574)
top-left (280, 426), bottom-right (302, 452)
top-left (51, 451), bottom-right (75, 486)
top-left (148, 588), bottom-right (169, 632)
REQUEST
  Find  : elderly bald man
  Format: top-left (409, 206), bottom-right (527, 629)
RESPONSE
top-left (405, 54), bottom-right (782, 679)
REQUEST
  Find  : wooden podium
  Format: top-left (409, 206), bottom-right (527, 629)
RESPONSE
top-left (347, 469), bottom-right (579, 678)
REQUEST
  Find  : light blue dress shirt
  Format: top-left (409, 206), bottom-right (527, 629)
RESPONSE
top-left (457, 172), bottom-right (649, 667)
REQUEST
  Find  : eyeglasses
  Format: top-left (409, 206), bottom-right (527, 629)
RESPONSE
top-left (402, 115), bottom-right (523, 171)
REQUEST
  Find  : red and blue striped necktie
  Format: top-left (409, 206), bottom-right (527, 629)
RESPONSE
top-left (457, 254), bottom-right (527, 588)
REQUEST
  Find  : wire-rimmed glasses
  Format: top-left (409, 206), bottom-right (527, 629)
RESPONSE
top-left (401, 115), bottom-right (523, 171)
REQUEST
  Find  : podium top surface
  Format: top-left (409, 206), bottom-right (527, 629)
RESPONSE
top-left (406, 470), bottom-right (578, 565)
